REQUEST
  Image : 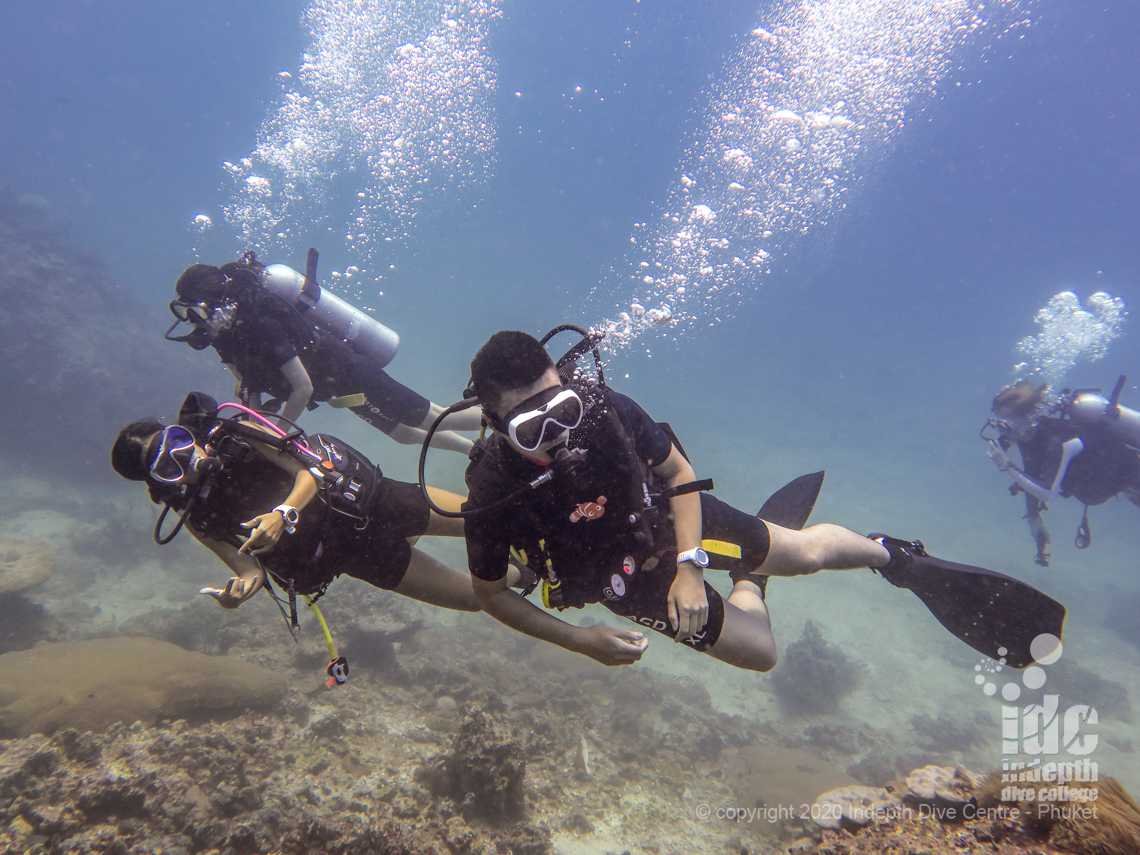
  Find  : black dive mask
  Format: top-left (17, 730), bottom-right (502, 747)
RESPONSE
top-left (164, 319), bottom-right (213, 350)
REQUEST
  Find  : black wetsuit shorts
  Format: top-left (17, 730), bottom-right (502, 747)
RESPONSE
top-left (345, 362), bottom-right (431, 435)
top-left (598, 494), bottom-right (772, 652)
top-left (319, 478), bottom-right (431, 591)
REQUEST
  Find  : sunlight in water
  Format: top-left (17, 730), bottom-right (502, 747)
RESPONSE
top-left (596, 0), bottom-right (1034, 351)
top-left (221, 0), bottom-right (502, 280)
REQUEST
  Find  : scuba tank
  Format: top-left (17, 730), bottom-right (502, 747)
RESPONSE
top-left (262, 249), bottom-right (399, 368)
top-left (1065, 376), bottom-right (1140, 452)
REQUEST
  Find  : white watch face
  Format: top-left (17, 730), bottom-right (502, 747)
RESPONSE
top-left (681, 548), bottom-right (709, 567)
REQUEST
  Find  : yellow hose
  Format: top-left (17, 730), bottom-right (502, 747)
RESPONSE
top-left (304, 596), bottom-right (339, 661)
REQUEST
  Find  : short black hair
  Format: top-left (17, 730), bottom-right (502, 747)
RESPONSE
top-left (175, 264), bottom-right (227, 304)
top-left (111, 418), bottom-right (165, 482)
top-left (470, 331), bottom-right (554, 408)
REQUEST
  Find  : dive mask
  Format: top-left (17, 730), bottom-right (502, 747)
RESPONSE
top-left (164, 300), bottom-right (237, 348)
top-left (147, 425), bottom-right (201, 483)
top-left (498, 386), bottom-right (584, 453)
top-left (170, 300), bottom-right (211, 323)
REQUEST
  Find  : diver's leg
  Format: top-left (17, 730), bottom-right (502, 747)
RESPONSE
top-left (391, 548), bottom-right (481, 612)
top-left (708, 591), bottom-right (777, 671)
top-left (1024, 495), bottom-right (1051, 566)
top-left (419, 401), bottom-right (484, 433)
top-left (390, 422), bottom-right (474, 453)
top-left (349, 369), bottom-right (473, 453)
top-left (759, 522), bottom-right (889, 577)
top-left (700, 492), bottom-right (887, 579)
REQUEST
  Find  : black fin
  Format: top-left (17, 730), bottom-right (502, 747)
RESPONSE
top-left (757, 471), bottom-right (825, 531)
top-left (885, 549), bottom-right (1067, 668)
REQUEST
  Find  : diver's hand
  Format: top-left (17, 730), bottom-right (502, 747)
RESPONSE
top-left (986, 440), bottom-right (1011, 472)
top-left (668, 564), bottom-right (709, 640)
top-left (578, 626), bottom-right (648, 666)
top-left (200, 576), bottom-right (257, 609)
top-left (238, 512), bottom-right (285, 555)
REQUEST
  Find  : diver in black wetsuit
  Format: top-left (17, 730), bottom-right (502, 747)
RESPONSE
top-left (165, 251), bottom-right (481, 454)
top-left (110, 394), bottom-right (528, 617)
top-left (418, 330), bottom-right (1067, 670)
top-left (984, 377), bottom-right (1140, 566)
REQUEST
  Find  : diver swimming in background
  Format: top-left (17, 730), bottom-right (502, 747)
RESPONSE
top-left (110, 393), bottom-right (531, 681)
top-left (165, 249), bottom-right (482, 454)
top-left (417, 329), bottom-right (1067, 672)
top-left (983, 376), bottom-right (1140, 566)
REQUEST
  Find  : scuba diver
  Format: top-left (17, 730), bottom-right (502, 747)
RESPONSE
top-left (111, 392), bottom-right (530, 683)
top-left (165, 249), bottom-right (481, 454)
top-left (983, 376), bottom-right (1140, 566)
top-left (418, 329), bottom-right (1067, 671)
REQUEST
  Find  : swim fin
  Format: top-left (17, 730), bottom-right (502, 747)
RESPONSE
top-left (757, 471), bottom-right (825, 530)
top-left (872, 535), bottom-right (1066, 668)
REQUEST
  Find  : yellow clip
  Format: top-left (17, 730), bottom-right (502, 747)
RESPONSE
top-left (702, 539), bottom-right (742, 560)
top-left (329, 393), bottom-right (368, 409)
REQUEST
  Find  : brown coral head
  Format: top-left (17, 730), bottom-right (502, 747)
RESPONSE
top-left (0, 538), bottom-right (55, 594)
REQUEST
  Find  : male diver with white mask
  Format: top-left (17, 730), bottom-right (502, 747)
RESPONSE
top-left (418, 329), bottom-right (1067, 672)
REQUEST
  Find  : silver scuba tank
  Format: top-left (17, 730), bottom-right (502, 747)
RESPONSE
top-left (262, 262), bottom-right (399, 368)
top-left (1066, 376), bottom-right (1140, 451)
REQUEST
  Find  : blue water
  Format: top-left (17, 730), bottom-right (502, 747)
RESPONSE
top-left (3, 0), bottom-right (1139, 844)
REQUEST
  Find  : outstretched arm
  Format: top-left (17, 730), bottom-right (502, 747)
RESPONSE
top-left (472, 575), bottom-right (647, 665)
top-left (192, 531), bottom-right (267, 608)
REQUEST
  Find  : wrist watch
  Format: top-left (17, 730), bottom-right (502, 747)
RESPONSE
top-left (273, 504), bottom-right (300, 535)
top-left (676, 547), bottom-right (709, 569)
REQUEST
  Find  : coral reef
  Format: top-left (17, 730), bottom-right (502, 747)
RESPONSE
top-left (910, 709), bottom-right (993, 754)
top-left (1106, 589), bottom-right (1140, 651)
top-left (0, 716), bottom-right (551, 854)
top-left (0, 537), bottom-right (55, 593)
top-left (810, 784), bottom-right (898, 831)
top-left (1050, 659), bottom-right (1134, 723)
top-left (117, 601), bottom-right (246, 655)
top-left (770, 620), bottom-right (864, 715)
top-left (0, 637), bottom-right (284, 737)
top-left (903, 764), bottom-right (983, 819)
top-left (339, 619), bottom-right (423, 680)
top-left (795, 763), bottom-right (1140, 854)
top-left (977, 772), bottom-right (1140, 855)
top-left (0, 591), bottom-right (53, 654)
top-left (418, 707), bottom-right (528, 824)
top-left (0, 190), bottom-right (197, 480)
top-left (0, 537), bottom-right (59, 653)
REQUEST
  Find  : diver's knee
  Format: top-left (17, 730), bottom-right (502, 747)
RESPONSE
top-left (389, 424), bottom-right (420, 445)
top-left (743, 644), bottom-right (777, 672)
top-left (795, 525), bottom-right (839, 573)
